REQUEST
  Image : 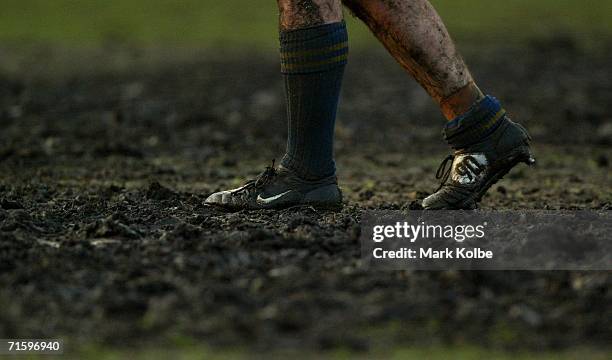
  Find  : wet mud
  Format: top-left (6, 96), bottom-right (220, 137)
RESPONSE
top-left (0, 40), bottom-right (610, 351)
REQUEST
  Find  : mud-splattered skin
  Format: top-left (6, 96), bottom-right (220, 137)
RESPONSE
top-left (277, 0), bottom-right (343, 30)
top-left (342, 0), bottom-right (480, 118)
top-left (277, 0), bottom-right (481, 119)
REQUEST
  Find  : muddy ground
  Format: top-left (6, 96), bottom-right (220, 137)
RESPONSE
top-left (0, 39), bottom-right (610, 354)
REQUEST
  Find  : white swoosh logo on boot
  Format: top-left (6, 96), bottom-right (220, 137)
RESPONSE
top-left (257, 190), bottom-right (292, 204)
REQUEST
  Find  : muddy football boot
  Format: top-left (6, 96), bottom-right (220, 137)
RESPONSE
top-left (422, 96), bottom-right (535, 210)
top-left (204, 162), bottom-right (342, 210)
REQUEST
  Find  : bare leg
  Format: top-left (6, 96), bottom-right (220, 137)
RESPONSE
top-left (278, 0), bottom-right (343, 30)
top-left (342, 0), bottom-right (483, 120)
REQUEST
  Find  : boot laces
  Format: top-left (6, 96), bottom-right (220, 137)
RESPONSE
top-left (434, 154), bottom-right (455, 192)
top-left (254, 160), bottom-right (277, 188)
top-left (236, 160), bottom-right (277, 194)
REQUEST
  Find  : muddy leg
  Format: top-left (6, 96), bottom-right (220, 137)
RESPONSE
top-left (277, 0), bottom-right (344, 30)
top-left (342, 0), bottom-right (483, 120)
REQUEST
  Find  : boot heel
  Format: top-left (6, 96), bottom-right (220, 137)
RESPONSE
top-left (517, 146), bottom-right (536, 166)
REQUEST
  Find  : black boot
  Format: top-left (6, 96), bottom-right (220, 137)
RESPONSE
top-left (423, 96), bottom-right (535, 210)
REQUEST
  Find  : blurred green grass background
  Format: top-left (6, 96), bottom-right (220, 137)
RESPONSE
top-left (1, 0), bottom-right (611, 48)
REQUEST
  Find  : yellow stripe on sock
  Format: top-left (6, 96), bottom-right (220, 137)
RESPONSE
top-left (481, 109), bottom-right (506, 130)
top-left (281, 53), bottom-right (348, 72)
top-left (280, 41), bottom-right (349, 60)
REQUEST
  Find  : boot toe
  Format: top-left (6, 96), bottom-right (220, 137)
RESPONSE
top-left (205, 191), bottom-right (227, 205)
top-left (422, 193), bottom-right (477, 210)
top-left (422, 194), bottom-right (444, 210)
top-left (422, 189), bottom-right (475, 210)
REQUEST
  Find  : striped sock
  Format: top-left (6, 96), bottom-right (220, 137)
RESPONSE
top-left (443, 95), bottom-right (506, 148)
top-left (279, 21), bottom-right (348, 180)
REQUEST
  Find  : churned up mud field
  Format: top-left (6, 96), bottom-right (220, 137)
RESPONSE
top-left (0, 39), bottom-right (610, 356)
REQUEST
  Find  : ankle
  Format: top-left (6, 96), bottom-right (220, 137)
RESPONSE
top-left (443, 95), bottom-right (506, 149)
top-left (279, 155), bottom-right (336, 181)
top-left (440, 82), bottom-right (484, 120)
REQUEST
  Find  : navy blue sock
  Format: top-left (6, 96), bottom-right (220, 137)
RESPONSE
top-left (444, 95), bottom-right (506, 148)
top-left (279, 21), bottom-right (348, 180)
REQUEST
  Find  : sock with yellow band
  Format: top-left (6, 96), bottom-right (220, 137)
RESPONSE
top-left (443, 95), bottom-right (506, 149)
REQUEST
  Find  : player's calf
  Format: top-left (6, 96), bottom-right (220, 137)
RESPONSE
top-left (278, 0), bottom-right (343, 30)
